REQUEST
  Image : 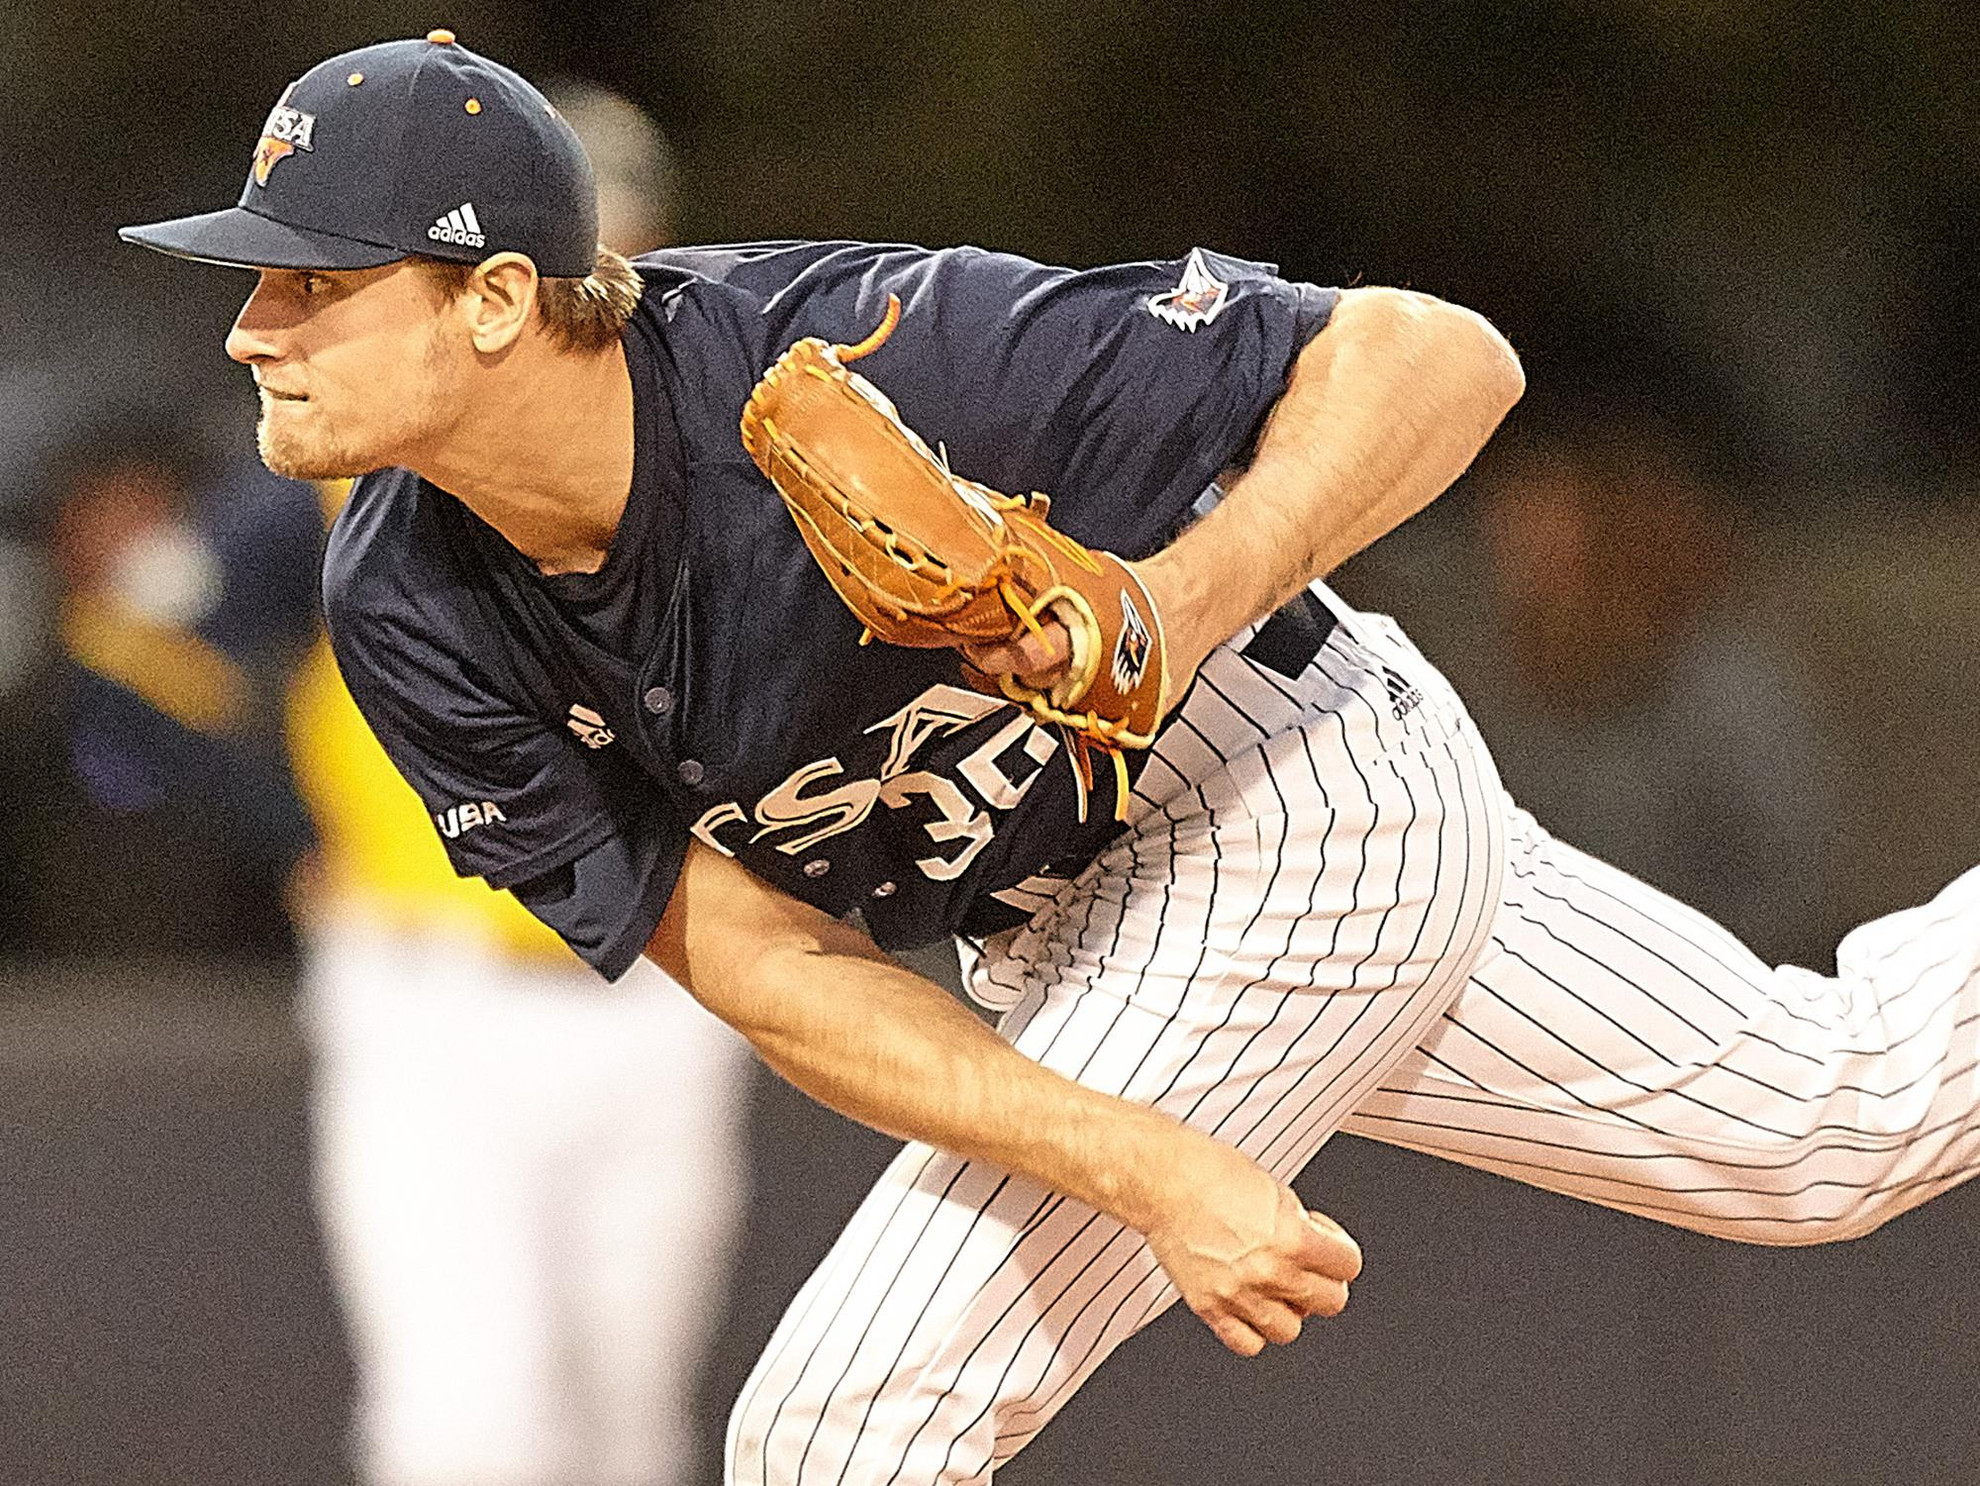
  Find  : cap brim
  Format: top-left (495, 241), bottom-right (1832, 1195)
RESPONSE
top-left (118, 205), bottom-right (405, 271)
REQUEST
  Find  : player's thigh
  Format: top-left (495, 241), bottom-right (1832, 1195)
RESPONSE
top-left (982, 616), bottom-right (1509, 1151)
top-left (1343, 809), bottom-right (1980, 1242)
top-left (725, 637), bottom-right (1507, 1484)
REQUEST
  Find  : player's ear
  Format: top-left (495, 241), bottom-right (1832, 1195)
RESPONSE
top-left (461, 252), bottom-right (540, 355)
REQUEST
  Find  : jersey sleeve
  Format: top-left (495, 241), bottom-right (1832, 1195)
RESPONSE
top-left (323, 587), bottom-right (683, 980)
top-left (739, 243), bottom-right (1339, 558)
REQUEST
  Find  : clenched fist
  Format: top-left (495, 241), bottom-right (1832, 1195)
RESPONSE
top-left (1138, 1131), bottom-right (1363, 1356)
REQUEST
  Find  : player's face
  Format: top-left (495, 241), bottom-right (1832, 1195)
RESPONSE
top-left (224, 261), bottom-right (471, 480)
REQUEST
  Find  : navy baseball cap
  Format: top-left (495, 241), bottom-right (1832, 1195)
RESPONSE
top-left (120, 31), bottom-right (599, 277)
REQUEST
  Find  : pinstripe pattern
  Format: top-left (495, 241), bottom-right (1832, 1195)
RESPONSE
top-left (725, 589), bottom-right (1980, 1484)
top-left (727, 591), bottom-right (1506, 1484)
top-left (1344, 814), bottom-right (1980, 1245)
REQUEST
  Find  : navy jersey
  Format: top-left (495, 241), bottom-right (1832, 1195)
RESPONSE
top-left (325, 242), bottom-right (1337, 977)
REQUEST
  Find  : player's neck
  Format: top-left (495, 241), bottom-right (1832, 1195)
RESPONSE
top-left (413, 337), bottom-right (636, 576)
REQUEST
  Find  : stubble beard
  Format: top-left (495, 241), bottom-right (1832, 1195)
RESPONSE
top-left (253, 318), bottom-right (463, 482)
top-left (255, 401), bottom-right (374, 481)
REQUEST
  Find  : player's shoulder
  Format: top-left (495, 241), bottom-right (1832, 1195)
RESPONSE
top-left (627, 239), bottom-right (1054, 319)
top-left (630, 238), bottom-right (1305, 337)
top-left (631, 238), bottom-right (950, 295)
top-left (628, 239), bottom-right (1109, 366)
top-left (321, 466), bottom-right (475, 657)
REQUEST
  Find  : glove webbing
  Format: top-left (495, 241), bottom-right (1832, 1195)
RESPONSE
top-left (832, 300), bottom-right (1137, 823)
top-left (781, 299), bottom-right (1142, 825)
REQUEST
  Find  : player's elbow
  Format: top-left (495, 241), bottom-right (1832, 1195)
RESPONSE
top-left (648, 840), bottom-right (855, 1037)
top-left (1455, 300), bottom-right (1525, 419)
top-left (1333, 286), bottom-right (1525, 427)
top-left (669, 916), bottom-right (840, 1044)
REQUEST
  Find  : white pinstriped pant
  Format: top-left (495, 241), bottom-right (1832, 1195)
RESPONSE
top-left (727, 589), bottom-right (1980, 1485)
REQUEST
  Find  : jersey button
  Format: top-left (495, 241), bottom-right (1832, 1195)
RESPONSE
top-left (803, 858), bottom-right (831, 878)
top-left (870, 881), bottom-right (897, 898)
top-left (642, 686), bottom-right (672, 715)
top-left (677, 759), bottom-right (704, 786)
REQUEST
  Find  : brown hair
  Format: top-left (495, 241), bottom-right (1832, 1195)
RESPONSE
top-left (423, 245), bottom-right (643, 353)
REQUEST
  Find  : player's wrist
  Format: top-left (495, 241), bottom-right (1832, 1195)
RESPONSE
top-left (1092, 1113), bottom-right (1250, 1237)
top-left (1130, 552), bottom-right (1223, 685)
top-left (1046, 1100), bottom-right (1186, 1234)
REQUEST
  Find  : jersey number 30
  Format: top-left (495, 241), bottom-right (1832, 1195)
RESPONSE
top-left (689, 685), bottom-right (1061, 882)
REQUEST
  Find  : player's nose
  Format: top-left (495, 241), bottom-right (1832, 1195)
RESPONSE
top-left (225, 273), bottom-right (284, 365)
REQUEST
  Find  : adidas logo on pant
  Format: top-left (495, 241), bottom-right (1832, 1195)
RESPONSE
top-left (428, 202), bottom-right (486, 248)
top-left (1381, 665), bottom-right (1425, 721)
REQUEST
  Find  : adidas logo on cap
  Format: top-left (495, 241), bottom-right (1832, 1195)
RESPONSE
top-left (428, 202), bottom-right (486, 248)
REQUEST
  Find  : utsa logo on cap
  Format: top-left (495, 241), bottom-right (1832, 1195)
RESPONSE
top-left (122, 36), bottom-right (600, 276)
top-left (1148, 247), bottom-right (1231, 332)
top-left (251, 97), bottom-right (317, 187)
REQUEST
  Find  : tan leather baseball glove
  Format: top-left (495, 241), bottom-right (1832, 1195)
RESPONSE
top-left (739, 295), bottom-right (1169, 819)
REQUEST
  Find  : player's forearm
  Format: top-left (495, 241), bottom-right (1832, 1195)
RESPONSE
top-left (708, 927), bottom-right (1204, 1233)
top-left (1140, 286), bottom-right (1523, 672)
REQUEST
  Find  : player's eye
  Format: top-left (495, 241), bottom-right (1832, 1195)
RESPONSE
top-left (298, 271), bottom-right (328, 297)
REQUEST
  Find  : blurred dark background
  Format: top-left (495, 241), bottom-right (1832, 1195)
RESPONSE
top-left (3, 3), bottom-right (1978, 1484)
top-left (9, 0), bottom-right (1980, 504)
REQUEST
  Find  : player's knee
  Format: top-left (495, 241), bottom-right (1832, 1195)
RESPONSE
top-left (1786, 1191), bottom-right (1916, 1247)
top-left (1700, 1171), bottom-right (1917, 1248)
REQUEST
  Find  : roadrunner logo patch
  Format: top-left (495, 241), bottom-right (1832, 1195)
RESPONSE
top-left (1147, 247), bottom-right (1231, 332)
top-left (1112, 590), bottom-right (1152, 693)
top-left (252, 101), bottom-right (316, 186)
